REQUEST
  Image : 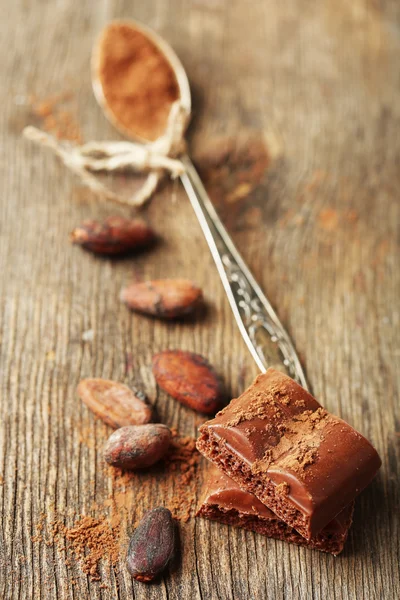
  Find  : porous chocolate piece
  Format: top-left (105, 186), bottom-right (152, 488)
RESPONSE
top-left (196, 368), bottom-right (381, 539)
top-left (197, 465), bottom-right (353, 555)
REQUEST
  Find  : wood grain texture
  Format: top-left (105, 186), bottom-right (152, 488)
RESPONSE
top-left (0, 0), bottom-right (399, 598)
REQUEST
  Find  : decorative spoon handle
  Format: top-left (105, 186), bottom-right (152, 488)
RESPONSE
top-left (180, 155), bottom-right (308, 390)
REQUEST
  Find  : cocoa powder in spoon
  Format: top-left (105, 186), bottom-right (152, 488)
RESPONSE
top-left (97, 22), bottom-right (180, 141)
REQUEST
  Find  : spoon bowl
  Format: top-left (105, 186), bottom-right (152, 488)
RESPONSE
top-left (91, 19), bottom-right (191, 144)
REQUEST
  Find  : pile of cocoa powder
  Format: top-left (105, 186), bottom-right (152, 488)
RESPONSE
top-left (97, 23), bottom-right (180, 141)
top-left (58, 516), bottom-right (120, 581)
top-left (32, 513), bottom-right (121, 582)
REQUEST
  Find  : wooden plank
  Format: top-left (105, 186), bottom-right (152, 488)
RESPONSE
top-left (0, 0), bottom-right (399, 598)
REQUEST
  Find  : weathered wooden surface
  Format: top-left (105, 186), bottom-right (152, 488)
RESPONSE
top-left (1, 0), bottom-right (399, 598)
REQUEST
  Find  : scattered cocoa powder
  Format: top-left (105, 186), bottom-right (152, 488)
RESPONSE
top-left (195, 133), bottom-right (270, 231)
top-left (163, 430), bottom-right (201, 521)
top-left (196, 134), bottom-right (269, 193)
top-left (30, 92), bottom-right (83, 143)
top-left (31, 430), bottom-right (200, 580)
top-left (62, 515), bottom-right (120, 580)
top-left (78, 422), bottom-right (97, 450)
top-left (96, 22), bottom-right (180, 141)
top-left (245, 206), bottom-right (263, 227)
top-left (318, 208), bottom-right (339, 231)
top-left (107, 429), bottom-right (201, 524)
top-left (346, 209), bottom-right (359, 224)
top-left (31, 513), bottom-right (45, 544)
top-left (32, 513), bottom-right (120, 581)
top-left (302, 170), bottom-right (328, 194)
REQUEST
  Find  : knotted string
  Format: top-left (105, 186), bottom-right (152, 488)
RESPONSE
top-left (23, 101), bottom-right (190, 207)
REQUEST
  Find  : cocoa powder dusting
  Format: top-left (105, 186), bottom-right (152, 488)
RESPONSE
top-left (30, 92), bottom-right (83, 143)
top-left (32, 513), bottom-right (120, 581)
top-left (213, 372), bottom-right (315, 429)
top-left (275, 482), bottom-right (290, 496)
top-left (318, 208), bottom-right (339, 232)
top-left (31, 513), bottom-right (45, 544)
top-left (251, 410), bottom-right (333, 477)
top-left (212, 371), bottom-right (339, 479)
top-left (163, 430), bottom-right (201, 521)
top-left (62, 516), bottom-right (120, 580)
top-left (97, 23), bottom-right (180, 141)
top-left (216, 383), bottom-right (290, 429)
top-left (196, 133), bottom-right (270, 231)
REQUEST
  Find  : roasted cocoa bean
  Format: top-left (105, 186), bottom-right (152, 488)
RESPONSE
top-left (120, 278), bottom-right (202, 319)
top-left (70, 216), bottom-right (155, 255)
top-left (152, 350), bottom-right (223, 414)
top-left (77, 378), bottom-right (152, 428)
top-left (104, 424), bottom-right (171, 469)
top-left (126, 507), bottom-right (176, 582)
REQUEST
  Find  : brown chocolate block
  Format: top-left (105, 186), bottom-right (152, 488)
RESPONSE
top-left (197, 465), bottom-right (353, 555)
top-left (196, 368), bottom-right (381, 539)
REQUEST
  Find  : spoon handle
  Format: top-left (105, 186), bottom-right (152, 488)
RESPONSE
top-left (180, 155), bottom-right (308, 390)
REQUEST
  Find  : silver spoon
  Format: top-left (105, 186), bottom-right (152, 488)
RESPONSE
top-left (92, 20), bottom-right (308, 389)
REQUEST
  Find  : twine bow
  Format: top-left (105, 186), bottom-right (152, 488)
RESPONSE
top-left (23, 101), bottom-right (190, 207)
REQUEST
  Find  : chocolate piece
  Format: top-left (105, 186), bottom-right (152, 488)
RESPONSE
top-left (196, 368), bottom-right (381, 539)
top-left (197, 465), bottom-right (353, 555)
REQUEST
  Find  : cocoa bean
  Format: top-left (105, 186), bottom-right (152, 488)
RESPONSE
top-left (104, 424), bottom-right (171, 469)
top-left (126, 507), bottom-right (176, 582)
top-left (77, 379), bottom-right (152, 428)
top-left (120, 278), bottom-right (202, 319)
top-left (70, 216), bottom-right (155, 255)
top-left (152, 350), bottom-right (223, 414)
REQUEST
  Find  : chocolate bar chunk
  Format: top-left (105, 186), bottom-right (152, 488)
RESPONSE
top-left (196, 368), bottom-right (381, 539)
top-left (197, 465), bottom-right (354, 555)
